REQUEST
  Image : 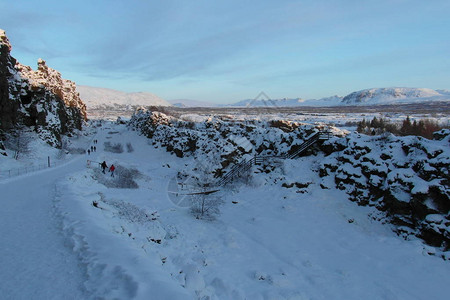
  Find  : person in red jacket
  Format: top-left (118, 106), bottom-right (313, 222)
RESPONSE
top-left (109, 164), bottom-right (115, 177)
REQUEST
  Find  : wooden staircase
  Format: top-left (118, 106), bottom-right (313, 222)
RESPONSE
top-left (216, 130), bottom-right (332, 187)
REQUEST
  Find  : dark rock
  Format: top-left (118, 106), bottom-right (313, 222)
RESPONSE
top-left (0, 29), bottom-right (86, 147)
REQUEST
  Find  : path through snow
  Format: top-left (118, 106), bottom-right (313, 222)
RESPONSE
top-left (0, 156), bottom-right (88, 299)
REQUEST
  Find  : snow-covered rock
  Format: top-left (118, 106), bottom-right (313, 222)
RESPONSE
top-left (128, 108), bottom-right (333, 180)
top-left (0, 29), bottom-right (86, 147)
top-left (130, 108), bottom-right (449, 251)
top-left (16, 59), bottom-right (87, 120)
top-left (320, 131), bottom-right (450, 250)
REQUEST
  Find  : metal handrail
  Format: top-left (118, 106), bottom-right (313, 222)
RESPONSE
top-left (216, 130), bottom-right (332, 187)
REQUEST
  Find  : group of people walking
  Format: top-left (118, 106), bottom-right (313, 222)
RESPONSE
top-left (87, 145), bottom-right (97, 155)
top-left (87, 139), bottom-right (99, 155)
top-left (86, 137), bottom-right (115, 177)
top-left (100, 161), bottom-right (115, 177)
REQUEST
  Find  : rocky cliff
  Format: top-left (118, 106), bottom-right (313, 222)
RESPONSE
top-left (320, 131), bottom-right (450, 251)
top-left (129, 108), bottom-right (449, 253)
top-left (0, 29), bottom-right (87, 148)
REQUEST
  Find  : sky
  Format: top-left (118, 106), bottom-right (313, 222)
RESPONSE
top-left (1, 0), bottom-right (449, 103)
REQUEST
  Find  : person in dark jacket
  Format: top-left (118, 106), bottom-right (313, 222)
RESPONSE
top-left (101, 161), bottom-right (107, 174)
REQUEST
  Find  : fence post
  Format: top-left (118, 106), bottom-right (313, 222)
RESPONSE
top-left (48, 156), bottom-right (51, 168)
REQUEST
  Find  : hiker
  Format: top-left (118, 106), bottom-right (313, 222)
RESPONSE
top-left (87, 149), bottom-right (90, 155)
top-left (109, 164), bottom-right (115, 177)
top-left (93, 146), bottom-right (96, 152)
top-left (100, 161), bottom-right (107, 174)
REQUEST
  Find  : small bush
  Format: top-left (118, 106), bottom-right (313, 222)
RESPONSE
top-left (68, 147), bottom-right (86, 154)
top-left (104, 141), bottom-right (124, 153)
top-left (115, 167), bottom-right (140, 189)
top-left (126, 143), bottom-right (134, 153)
top-left (93, 164), bottom-right (140, 189)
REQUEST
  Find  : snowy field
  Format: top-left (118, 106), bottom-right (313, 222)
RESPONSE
top-left (88, 104), bottom-right (450, 129)
top-left (1, 121), bottom-right (450, 299)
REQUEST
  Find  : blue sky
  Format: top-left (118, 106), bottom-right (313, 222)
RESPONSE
top-left (1, 0), bottom-right (449, 103)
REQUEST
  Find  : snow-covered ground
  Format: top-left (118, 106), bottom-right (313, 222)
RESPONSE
top-left (1, 122), bottom-right (449, 299)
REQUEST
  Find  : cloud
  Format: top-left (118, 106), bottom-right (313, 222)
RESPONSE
top-left (72, 0), bottom-right (330, 81)
top-left (3, 0), bottom-right (449, 98)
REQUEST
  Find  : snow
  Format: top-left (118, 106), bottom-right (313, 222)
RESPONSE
top-left (0, 157), bottom-right (88, 299)
top-left (1, 122), bottom-right (450, 299)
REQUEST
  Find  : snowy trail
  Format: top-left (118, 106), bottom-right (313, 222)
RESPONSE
top-left (3, 123), bottom-right (449, 299)
top-left (0, 155), bottom-right (88, 299)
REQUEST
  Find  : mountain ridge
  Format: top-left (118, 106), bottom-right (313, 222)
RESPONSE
top-left (229, 87), bottom-right (449, 107)
top-left (78, 85), bottom-right (449, 108)
top-left (341, 87), bottom-right (448, 105)
top-left (77, 85), bottom-right (171, 109)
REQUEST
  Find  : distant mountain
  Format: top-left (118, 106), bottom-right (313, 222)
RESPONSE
top-left (436, 89), bottom-right (450, 96)
top-left (228, 88), bottom-right (449, 107)
top-left (226, 96), bottom-right (342, 107)
top-left (77, 85), bottom-right (171, 109)
top-left (169, 99), bottom-right (218, 107)
top-left (341, 87), bottom-right (448, 105)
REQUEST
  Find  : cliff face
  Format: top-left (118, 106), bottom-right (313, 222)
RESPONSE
top-left (0, 29), bottom-right (87, 147)
top-left (320, 131), bottom-right (450, 251)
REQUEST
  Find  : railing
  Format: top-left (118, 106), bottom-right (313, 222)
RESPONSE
top-left (216, 130), bottom-right (332, 187)
top-left (287, 132), bottom-right (320, 159)
top-left (0, 163), bottom-right (50, 179)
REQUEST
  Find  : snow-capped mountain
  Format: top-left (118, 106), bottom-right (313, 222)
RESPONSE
top-left (228, 88), bottom-right (449, 107)
top-left (341, 87), bottom-right (448, 105)
top-left (77, 85), bottom-right (171, 109)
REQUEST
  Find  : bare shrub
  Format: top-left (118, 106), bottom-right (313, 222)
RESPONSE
top-left (67, 148), bottom-right (86, 154)
top-left (190, 189), bottom-right (223, 220)
top-left (126, 143), bottom-right (134, 153)
top-left (93, 164), bottom-right (140, 189)
top-left (115, 166), bottom-right (140, 189)
top-left (3, 127), bottom-right (32, 160)
top-left (104, 141), bottom-right (124, 153)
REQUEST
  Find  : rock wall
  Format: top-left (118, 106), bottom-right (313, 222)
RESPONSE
top-left (320, 130), bottom-right (450, 250)
top-left (0, 29), bottom-right (87, 147)
top-left (129, 107), bottom-right (449, 252)
top-left (128, 108), bottom-right (335, 177)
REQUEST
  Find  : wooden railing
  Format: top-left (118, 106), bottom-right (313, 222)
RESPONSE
top-left (216, 130), bottom-right (332, 187)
